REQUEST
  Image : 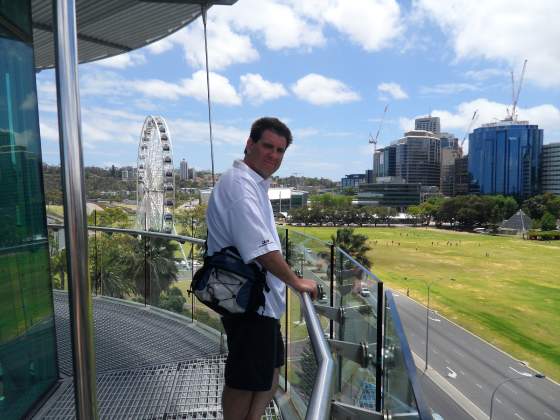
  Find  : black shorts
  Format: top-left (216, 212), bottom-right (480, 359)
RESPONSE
top-left (222, 314), bottom-right (284, 392)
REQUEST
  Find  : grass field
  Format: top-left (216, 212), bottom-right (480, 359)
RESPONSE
top-left (290, 226), bottom-right (560, 381)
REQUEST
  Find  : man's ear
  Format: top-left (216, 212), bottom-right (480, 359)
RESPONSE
top-left (245, 137), bottom-right (254, 154)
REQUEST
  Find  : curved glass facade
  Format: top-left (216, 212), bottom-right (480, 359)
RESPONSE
top-left (0, 2), bottom-right (59, 418)
top-left (468, 122), bottom-right (543, 197)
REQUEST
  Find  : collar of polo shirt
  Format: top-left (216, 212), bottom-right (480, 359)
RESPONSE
top-left (234, 159), bottom-right (272, 189)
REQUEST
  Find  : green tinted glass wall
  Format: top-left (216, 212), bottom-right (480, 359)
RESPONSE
top-left (0, 1), bottom-right (59, 418)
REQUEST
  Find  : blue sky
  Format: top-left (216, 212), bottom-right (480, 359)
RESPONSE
top-left (36, 0), bottom-right (560, 180)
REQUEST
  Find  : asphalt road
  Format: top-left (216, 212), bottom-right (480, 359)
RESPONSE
top-left (393, 293), bottom-right (560, 420)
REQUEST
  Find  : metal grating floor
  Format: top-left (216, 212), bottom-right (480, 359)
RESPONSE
top-left (38, 293), bottom-right (281, 419)
top-left (53, 292), bottom-right (222, 375)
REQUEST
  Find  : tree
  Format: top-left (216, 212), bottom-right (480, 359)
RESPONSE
top-left (123, 236), bottom-right (179, 305)
top-left (541, 212), bottom-right (557, 231)
top-left (523, 193), bottom-right (560, 220)
top-left (159, 287), bottom-right (187, 313)
top-left (331, 228), bottom-right (372, 269)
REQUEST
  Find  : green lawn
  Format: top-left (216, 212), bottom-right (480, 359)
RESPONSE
top-left (289, 226), bottom-right (560, 381)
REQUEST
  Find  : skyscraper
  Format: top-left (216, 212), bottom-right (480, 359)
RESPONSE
top-left (468, 121), bottom-right (542, 197)
top-left (415, 116), bottom-right (441, 135)
top-left (439, 132), bottom-right (461, 196)
top-left (541, 142), bottom-right (560, 194)
top-left (395, 130), bottom-right (441, 187)
top-left (180, 159), bottom-right (188, 180)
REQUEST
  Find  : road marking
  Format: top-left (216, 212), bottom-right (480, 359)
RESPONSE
top-left (543, 411), bottom-right (554, 419)
top-left (514, 413), bottom-right (525, 420)
top-left (509, 366), bottom-right (532, 377)
top-left (429, 317), bottom-right (441, 322)
top-left (453, 349), bottom-right (465, 357)
top-left (475, 383), bottom-right (482, 389)
top-left (446, 367), bottom-right (457, 379)
top-left (394, 293), bottom-right (400, 297)
top-left (496, 398), bottom-right (502, 404)
top-left (459, 370), bottom-right (465, 375)
top-left (433, 349), bottom-right (439, 355)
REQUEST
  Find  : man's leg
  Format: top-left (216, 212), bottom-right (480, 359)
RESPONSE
top-left (222, 385), bottom-right (253, 420)
top-left (245, 368), bottom-right (279, 420)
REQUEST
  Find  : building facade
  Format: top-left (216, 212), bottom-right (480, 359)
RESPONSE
top-left (541, 143), bottom-right (560, 194)
top-left (395, 130), bottom-right (441, 187)
top-left (341, 173), bottom-right (367, 188)
top-left (180, 159), bottom-right (188, 180)
top-left (453, 156), bottom-right (471, 195)
top-left (355, 182), bottom-right (421, 210)
top-left (414, 116), bottom-right (441, 135)
top-left (373, 144), bottom-right (396, 178)
top-left (468, 121), bottom-right (543, 197)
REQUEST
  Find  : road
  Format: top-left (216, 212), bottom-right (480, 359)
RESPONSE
top-left (394, 293), bottom-right (560, 420)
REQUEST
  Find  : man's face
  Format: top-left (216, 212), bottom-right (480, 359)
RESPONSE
top-left (244, 129), bottom-right (288, 178)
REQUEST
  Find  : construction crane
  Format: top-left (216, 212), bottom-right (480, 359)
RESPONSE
top-left (460, 110), bottom-right (479, 153)
top-left (507, 59), bottom-right (527, 121)
top-left (369, 104), bottom-right (389, 177)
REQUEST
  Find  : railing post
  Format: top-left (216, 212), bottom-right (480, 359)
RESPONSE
top-left (144, 234), bottom-right (148, 306)
top-left (53, 0), bottom-right (98, 417)
top-left (329, 243), bottom-right (334, 339)
top-left (376, 281), bottom-right (384, 411)
top-left (284, 228), bottom-right (289, 391)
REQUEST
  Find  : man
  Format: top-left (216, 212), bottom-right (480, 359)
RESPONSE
top-left (206, 117), bottom-right (317, 420)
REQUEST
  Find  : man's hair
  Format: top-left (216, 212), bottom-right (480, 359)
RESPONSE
top-left (249, 117), bottom-right (293, 147)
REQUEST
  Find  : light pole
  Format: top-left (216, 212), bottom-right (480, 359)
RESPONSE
top-left (489, 373), bottom-right (545, 419)
top-left (423, 280), bottom-right (434, 371)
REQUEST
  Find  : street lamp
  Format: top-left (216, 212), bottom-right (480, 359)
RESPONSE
top-left (489, 373), bottom-right (545, 419)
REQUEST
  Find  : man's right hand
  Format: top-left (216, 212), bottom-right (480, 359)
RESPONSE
top-left (292, 276), bottom-right (318, 300)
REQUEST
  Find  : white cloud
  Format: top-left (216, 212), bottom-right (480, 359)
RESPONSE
top-left (39, 121), bottom-right (59, 142)
top-left (322, 0), bottom-right (403, 51)
top-left (420, 83), bottom-right (478, 95)
top-left (292, 73), bottom-right (360, 105)
top-left (377, 82), bottom-right (408, 100)
top-left (214, 0), bottom-right (325, 51)
top-left (145, 38), bottom-right (174, 55)
top-left (168, 118), bottom-right (247, 146)
top-left (464, 68), bottom-right (508, 81)
top-left (415, 0), bottom-right (560, 88)
top-left (78, 69), bottom-right (240, 106)
top-left (95, 52), bottom-right (146, 69)
top-left (239, 73), bottom-right (288, 104)
top-left (175, 19), bottom-right (259, 70)
top-left (399, 98), bottom-right (560, 145)
top-left (181, 70), bottom-right (241, 106)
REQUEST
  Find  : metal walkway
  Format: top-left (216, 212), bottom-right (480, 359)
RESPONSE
top-left (34, 293), bottom-right (280, 419)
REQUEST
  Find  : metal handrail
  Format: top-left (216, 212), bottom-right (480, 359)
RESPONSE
top-left (385, 292), bottom-right (432, 419)
top-left (299, 291), bottom-right (335, 420)
top-left (48, 224), bottom-right (206, 246)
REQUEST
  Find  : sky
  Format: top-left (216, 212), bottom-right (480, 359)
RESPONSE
top-left (36, 0), bottom-right (560, 181)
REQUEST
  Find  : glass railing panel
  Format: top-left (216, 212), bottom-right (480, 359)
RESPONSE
top-left (384, 291), bottom-right (431, 418)
top-left (282, 229), bottom-right (333, 417)
top-left (333, 249), bottom-right (380, 409)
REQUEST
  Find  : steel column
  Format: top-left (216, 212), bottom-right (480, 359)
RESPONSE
top-left (53, 0), bottom-right (98, 417)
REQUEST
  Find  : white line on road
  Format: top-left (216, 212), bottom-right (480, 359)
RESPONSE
top-left (509, 366), bottom-right (532, 377)
top-left (475, 383), bottom-right (483, 390)
top-left (453, 349), bottom-right (465, 357)
top-left (496, 398), bottom-right (502, 404)
top-left (429, 317), bottom-right (441, 322)
top-left (446, 367), bottom-right (457, 379)
top-left (394, 293), bottom-right (400, 296)
top-left (514, 412), bottom-right (525, 420)
top-left (459, 370), bottom-right (465, 375)
top-left (543, 411), bottom-right (554, 419)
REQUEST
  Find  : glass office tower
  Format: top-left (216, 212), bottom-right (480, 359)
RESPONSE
top-left (468, 121), bottom-right (543, 197)
top-left (0, 2), bottom-right (59, 419)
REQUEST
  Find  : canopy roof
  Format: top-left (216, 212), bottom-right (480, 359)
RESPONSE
top-left (32, 0), bottom-right (236, 70)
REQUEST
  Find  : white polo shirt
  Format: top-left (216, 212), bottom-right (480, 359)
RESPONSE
top-left (206, 159), bottom-right (285, 319)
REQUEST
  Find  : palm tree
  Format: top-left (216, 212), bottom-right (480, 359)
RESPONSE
top-left (331, 228), bottom-right (372, 269)
top-left (123, 236), bottom-right (179, 305)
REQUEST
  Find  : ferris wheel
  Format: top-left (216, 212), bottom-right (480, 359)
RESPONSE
top-left (136, 115), bottom-right (175, 233)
